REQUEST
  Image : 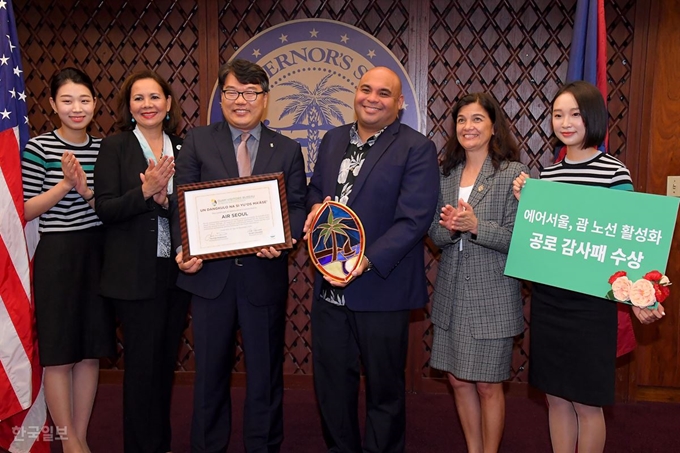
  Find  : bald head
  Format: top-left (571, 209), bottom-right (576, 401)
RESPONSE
top-left (361, 67), bottom-right (402, 96)
top-left (354, 66), bottom-right (404, 140)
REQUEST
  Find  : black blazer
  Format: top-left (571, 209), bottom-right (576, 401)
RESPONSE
top-left (171, 121), bottom-right (307, 305)
top-left (95, 130), bottom-right (183, 300)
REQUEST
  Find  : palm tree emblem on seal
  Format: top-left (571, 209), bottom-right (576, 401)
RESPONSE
top-left (278, 74), bottom-right (353, 173)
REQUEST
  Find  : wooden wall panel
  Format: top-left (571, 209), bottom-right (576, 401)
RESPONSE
top-left (18, 0), bottom-right (670, 401)
top-left (630, 0), bottom-right (680, 400)
top-left (419, 0), bottom-right (637, 392)
top-left (422, 0), bottom-right (579, 389)
top-left (215, 0), bottom-right (412, 378)
top-left (15, 0), bottom-right (201, 139)
top-left (15, 0), bottom-right (202, 371)
top-left (604, 0), bottom-right (636, 164)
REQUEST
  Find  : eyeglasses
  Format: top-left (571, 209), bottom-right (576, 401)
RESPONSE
top-left (221, 89), bottom-right (265, 102)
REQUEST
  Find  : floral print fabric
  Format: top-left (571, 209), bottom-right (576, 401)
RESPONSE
top-left (320, 123), bottom-right (385, 306)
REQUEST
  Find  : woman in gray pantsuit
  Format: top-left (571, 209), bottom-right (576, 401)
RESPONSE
top-left (428, 93), bottom-right (527, 453)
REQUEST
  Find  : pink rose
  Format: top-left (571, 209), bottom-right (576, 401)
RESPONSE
top-left (611, 276), bottom-right (633, 301)
top-left (629, 279), bottom-right (656, 307)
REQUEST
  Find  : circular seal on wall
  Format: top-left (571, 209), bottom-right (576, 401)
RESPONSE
top-left (208, 18), bottom-right (420, 177)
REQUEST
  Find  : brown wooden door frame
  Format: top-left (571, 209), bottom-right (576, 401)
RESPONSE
top-left (625, 0), bottom-right (680, 403)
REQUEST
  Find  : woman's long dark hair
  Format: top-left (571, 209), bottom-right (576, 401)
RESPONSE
top-left (441, 93), bottom-right (519, 176)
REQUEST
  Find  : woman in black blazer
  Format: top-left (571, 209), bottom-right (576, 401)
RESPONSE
top-left (94, 70), bottom-right (190, 453)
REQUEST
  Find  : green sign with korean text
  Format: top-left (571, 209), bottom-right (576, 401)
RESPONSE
top-left (505, 179), bottom-right (679, 301)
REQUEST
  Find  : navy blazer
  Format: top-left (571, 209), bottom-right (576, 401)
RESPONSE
top-left (95, 131), bottom-right (183, 300)
top-left (306, 120), bottom-right (439, 311)
top-left (171, 121), bottom-right (307, 305)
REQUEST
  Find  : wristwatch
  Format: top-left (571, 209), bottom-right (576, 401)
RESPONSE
top-left (365, 257), bottom-right (373, 272)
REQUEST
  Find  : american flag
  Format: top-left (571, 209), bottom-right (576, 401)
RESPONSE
top-left (0, 0), bottom-right (49, 451)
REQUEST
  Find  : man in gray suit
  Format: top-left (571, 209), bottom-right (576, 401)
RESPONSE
top-left (173, 59), bottom-right (307, 453)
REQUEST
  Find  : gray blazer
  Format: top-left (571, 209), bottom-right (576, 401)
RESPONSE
top-left (428, 157), bottom-right (527, 339)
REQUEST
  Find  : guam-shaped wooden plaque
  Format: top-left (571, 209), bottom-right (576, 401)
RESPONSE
top-left (308, 201), bottom-right (365, 283)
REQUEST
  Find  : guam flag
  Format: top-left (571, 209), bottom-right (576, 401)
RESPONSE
top-left (566, 0), bottom-right (608, 97)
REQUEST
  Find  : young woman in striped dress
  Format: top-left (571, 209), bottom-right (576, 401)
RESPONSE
top-left (512, 81), bottom-right (664, 453)
top-left (22, 68), bottom-right (115, 453)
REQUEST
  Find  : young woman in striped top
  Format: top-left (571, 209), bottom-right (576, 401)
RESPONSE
top-left (512, 81), bottom-right (664, 453)
top-left (22, 68), bottom-right (115, 453)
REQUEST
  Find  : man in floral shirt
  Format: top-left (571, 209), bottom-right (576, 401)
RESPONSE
top-left (304, 66), bottom-right (439, 453)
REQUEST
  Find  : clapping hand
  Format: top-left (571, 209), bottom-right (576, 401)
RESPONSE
top-left (452, 199), bottom-right (478, 234)
top-left (141, 156), bottom-right (174, 200)
top-left (439, 199), bottom-right (478, 235)
top-left (140, 172), bottom-right (169, 208)
top-left (74, 165), bottom-right (89, 197)
top-left (61, 151), bottom-right (83, 189)
top-left (438, 203), bottom-right (459, 233)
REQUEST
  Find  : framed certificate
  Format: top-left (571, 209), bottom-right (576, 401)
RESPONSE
top-left (177, 172), bottom-right (293, 260)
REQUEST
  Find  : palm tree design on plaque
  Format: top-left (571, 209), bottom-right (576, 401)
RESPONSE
top-left (278, 74), bottom-right (353, 173)
top-left (312, 206), bottom-right (361, 266)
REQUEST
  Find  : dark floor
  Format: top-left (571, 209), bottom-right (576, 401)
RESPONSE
top-left (51, 384), bottom-right (680, 452)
